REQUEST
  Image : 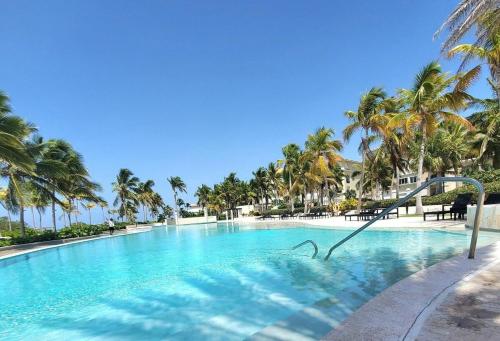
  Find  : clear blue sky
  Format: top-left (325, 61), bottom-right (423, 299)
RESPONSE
top-left (0, 0), bottom-right (489, 225)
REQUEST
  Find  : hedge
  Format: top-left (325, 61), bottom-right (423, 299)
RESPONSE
top-left (362, 180), bottom-right (500, 208)
top-left (0, 222), bottom-right (131, 247)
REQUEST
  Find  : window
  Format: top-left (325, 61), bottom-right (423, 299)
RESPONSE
top-left (399, 178), bottom-right (408, 185)
top-left (410, 176), bottom-right (417, 183)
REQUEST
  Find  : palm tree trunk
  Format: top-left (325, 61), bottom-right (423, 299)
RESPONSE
top-left (288, 177), bottom-right (294, 212)
top-left (173, 192), bottom-right (178, 223)
top-left (88, 208), bottom-right (92, 225)
top-left (51, 194), bottom-right (57, 231)
top-left (68, 212), bottom-right (72, 226)
top-left (395, 168), bottom-right (400, 199)
top-left (303, 188), bottom-right (308, 214)
top-left (30, 207), bottom-right (36, 228)
top-left (37, 208), bottom-right (42, 228)
top-left (20, 204), bottom-right (26, 236)
top-left (416, 126), bottom-right (426, 215)
top-left (6, 209), bottom-right (12, 231)
top-left (101, 207), bottom-right (105, 222)
top-left (357, 132), bottom-right (367, 213)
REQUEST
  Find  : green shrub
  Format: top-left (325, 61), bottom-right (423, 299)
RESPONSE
top-left (10, 229), bottom-right (58, 245)
top-left (58, 223), bottom-right (105, 238)
top-left (336, 198), bottom-right (359, 212)
top-left (463, 169), bottom-right (500, 183)
top-left (361, 180), bottom-right (500, 208)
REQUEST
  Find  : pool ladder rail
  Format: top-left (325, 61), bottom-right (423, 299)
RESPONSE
top-left (292, 177), bottom-right (485, 261)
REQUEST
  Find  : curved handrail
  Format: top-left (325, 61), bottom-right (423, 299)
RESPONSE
top-left (292, 240), bottom-right (318, 258)
top-left (322, 177), bottom-right (485, 260)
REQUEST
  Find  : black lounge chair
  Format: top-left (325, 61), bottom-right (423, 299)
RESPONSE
top-left (345, 208), bottom-right (376, 221)
top-left (485, 192), bottom-right (500, 205)
top-left (423, 193), bottom-right (473, 221)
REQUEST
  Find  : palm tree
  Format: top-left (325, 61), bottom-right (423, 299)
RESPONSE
top-left (0, 187), bottom-right (13, 231)
top-left (435, 0), bottom-right (499, 53)
top-left (280, 143), bottom-right (301, 212)
top-left (219, 173), bottom-right (242, 220)
top-left (343, 87), bottom-right (386, 211)
top-left (81, 201), bottom-right (96, 225)
top-left (40, 138), bottom-right (93, 231)
top-left (393, 62), bottom-right (474, 214)
top-left (167, 176), bottom-right (187, 221)
top-left (251, 167), bottom-right (270, 211)
top-left (112, 169), bottom-right (139, 222)
top-left (468, 89), bottom-right (500, 167)
top-left (448, 29), bottom-right (499, 107)
top-left (304, 127), bottom-right (343, 207)
top-left (195, 184), bottom-right (212, 216)
top-left (266, 162), bottom-right (282, 207)
top-left (372, 99), bottom-right (408, 199)
top-left (98, 200), bottom-right (108, 223)
top-left (0, 91), bottom-right (36, 173)
top-left (136, 180), bottom-right (155, 222)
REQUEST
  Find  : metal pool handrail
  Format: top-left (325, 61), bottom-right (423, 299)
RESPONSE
top-left (292, 240), bottom-right (318, 259)
top-left (291, 177), bottom-right (485, 261)
top-left (323, 177), bottom-right (485, 260)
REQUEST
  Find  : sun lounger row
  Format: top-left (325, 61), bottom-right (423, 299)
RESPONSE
top-left (344, 208), bottom-right (399, 221)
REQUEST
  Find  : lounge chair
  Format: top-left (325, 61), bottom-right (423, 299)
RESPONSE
top-left (485, 192), bottom-right (500, 205)
top-left (423, 193), bottom-right (473, 221)
top-left (345, 208), bottom-right (376, 221)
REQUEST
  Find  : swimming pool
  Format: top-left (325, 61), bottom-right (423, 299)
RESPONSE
top-left (1, 224), bottom-right (498, 340)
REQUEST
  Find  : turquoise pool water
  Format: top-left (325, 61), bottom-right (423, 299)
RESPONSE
top-left (1, 224), bottom-right (498, 340)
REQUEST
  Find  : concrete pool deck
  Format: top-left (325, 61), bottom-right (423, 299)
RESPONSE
top-left (322, 241), bottom-right (500, 341)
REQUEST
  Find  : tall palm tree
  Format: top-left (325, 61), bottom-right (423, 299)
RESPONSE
top-left (435, 0), bottom-right (499, 53)
top-left (448, 28), bottom-right (500, 108)
top-left (392, 62), bottom-right (474, 214)
top-left (266, 162), bottom-right (282, 207)
top-left (98, 200), bottom-right (108, 223)
top-left (304, 127), bottom-right (343, 207)
top-left (343, 87), bottom-right (386, 211)
top-left (280, 143), bottom-right (301, 212)
top-left (251, 167), bottom-right (270, 211)
top-left (112, 169), bottom-right (139, 222)
top-left (468, 88), bottom-right (500, 167)
top-left (0, 91), bottom-right (36, 173)
top-left (167, 176), bottom-right (187, 221)
top-left (195, 184), bottom-right (212, 216)
top-left (136, 180), bottom-right (155, 222)
top-left (81, 202), bottom-right (96, 225)
top-left (0, 187), bottom-right (13, 231)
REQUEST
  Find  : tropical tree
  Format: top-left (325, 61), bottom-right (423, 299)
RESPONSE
top-left (136, 180), bottom-right (155, 221)
top-left (81, 201), bottom-right (96, 225)
top-left (219, 173), bottom-right (242, 219)
top-left (392, 62), bottom-right (474, 214)
top-left (195, 184), bottom-right (212, 216)
top-left (304, 127), bottom-right (343, 207)
top-left (251, 167), bottom-right (270, 210)
top-left (167, 176), bottom-right (186, 220)
top-left (266, 162), bottom-right (282, 206)
top-left (468, 89), bottom-right (500, 167)
top-left (435, 0), bottom-right (499, 53)
top-left (280, 143), bottom-right (301, 212)
top-left (98, 200), bottom-right (108, 223)
top-left (112, 168), bottom-right (139, 221)
top-left (343, 87), bottom-right (386, 211)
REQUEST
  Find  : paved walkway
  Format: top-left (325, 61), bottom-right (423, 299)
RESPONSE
top-left (415, 261), bottom-right (500, 340)
top-left (323, 242), bottom-right (500, 341)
